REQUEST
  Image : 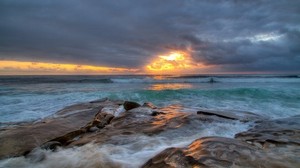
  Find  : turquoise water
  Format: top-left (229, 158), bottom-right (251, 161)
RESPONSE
top-left (0, 75), bottom-right (300, 124)
top-left (0, 75), bottom-right (300, 167)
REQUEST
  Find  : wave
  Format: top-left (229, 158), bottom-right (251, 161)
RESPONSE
top-left (0, 76), bottom-right (113, 84)
top-left (1, 75), bottom-right (299, 84)
top-left (1, 82), bottom-right (299, 124)
top-left (106, 87), bottom-right (300, 102)
top-left (104, 87), bottom-right (300, 119)
top-left (110, 76), bottom-right (300, 83)
top-left (0, 121), bottom-right (249, 168)
top-left (171, 74), bottom-right (300, 79)
top-left (111, 77), bottom-right (213, 83)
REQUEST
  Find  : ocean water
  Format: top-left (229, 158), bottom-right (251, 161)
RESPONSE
top-left (0, 75), bottom-right (300, 167)
top-left (1, 75), bottom-right (299, 124)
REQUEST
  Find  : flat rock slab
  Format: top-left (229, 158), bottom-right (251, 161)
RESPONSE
top-left (37, 104), bottom-right (240, 148)
top-left (142, 136), bottom-right (300, 168)
top-left (0, 100), bottom-right (122, 159)
top-left (0, 100), bottom-right (265, 159)
top-left (2, 99), bottom-right (299, 168)
top-left (197, 109), bottom-right (265, 122)
top-left (236, 115), bottom-right (300, 147)
top-left (143, 115), bottom-right (300, 168)
top-left (66, 106), bottom-right (192, 147)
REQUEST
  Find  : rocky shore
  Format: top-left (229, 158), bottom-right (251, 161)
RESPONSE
top-left (0, 99), bottom-right (299, 167)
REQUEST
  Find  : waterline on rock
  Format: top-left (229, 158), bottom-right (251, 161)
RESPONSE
top-left (0, 120), bottom-right (250, 168)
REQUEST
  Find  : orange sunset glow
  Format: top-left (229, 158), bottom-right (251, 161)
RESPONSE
top-left (0, 60), bottom-right (139, 75)
top-left (146, 52), bottom-right (208, 74)
top-left (0, 52), bottom-right (211, 75)
top-left (148, 83), bottom-right (193, 90)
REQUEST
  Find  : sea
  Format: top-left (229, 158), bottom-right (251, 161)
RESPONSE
top-left (0, 74), bottom-right (299, 167)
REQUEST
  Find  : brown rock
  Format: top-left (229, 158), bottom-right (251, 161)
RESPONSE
top-left (142, 102), bottom-right (157, 109)
top-left (123, 101), bottom-right (141, 111)
top-left (42, 110), bottom-right (116, 148)
top-left (49, 129), bottom-right (86, 146)
top-left (40, 141), bottom-right (62, 151)
top-left (0, 99), bottom-right (120, 159)
top-left (235, 115), bottom-right (300, 147)
top-left (197, 109), bottom-right (264, 122)
top-left (3, 99), bottom-right (298, 168)
top-left (94, 112), bottom-right (115, 129)
top-left (66, 106), bottom-right (192, 146)
top-left (142, 136), bottom-right (299, 168)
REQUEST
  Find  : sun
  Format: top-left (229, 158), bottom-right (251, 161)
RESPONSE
top-left (145, 51), bottom-right (207, 74)
top-left (146, 52), bottom-right (189, 72)
top-left (159, 52), bottom-right (185, 61)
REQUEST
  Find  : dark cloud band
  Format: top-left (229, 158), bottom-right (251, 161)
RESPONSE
top-left (0, 0), bottom-right (299, 72)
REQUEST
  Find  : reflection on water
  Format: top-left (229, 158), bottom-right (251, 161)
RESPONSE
top-left (151, 75), bottom-right (169, 80)
top-left (148, 83), bottom-right (193, 90)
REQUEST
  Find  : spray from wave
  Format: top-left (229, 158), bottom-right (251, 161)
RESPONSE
top-left (0, 120), bottom-right (250, 168)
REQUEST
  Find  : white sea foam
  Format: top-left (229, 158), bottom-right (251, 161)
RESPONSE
top-left (111, 76), bottom-right (300, 84)
top-left (1, 76), bottom-right (300, 124)
top-left (111, 77), bottom-right (211, 83)
top-left (0, 120), bottom-right (250, 168)
top-left (214, 77), bottom-right (300, 83)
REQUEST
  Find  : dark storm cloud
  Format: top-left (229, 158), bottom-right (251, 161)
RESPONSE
top-left (0, 0), bottom-right (299, 72)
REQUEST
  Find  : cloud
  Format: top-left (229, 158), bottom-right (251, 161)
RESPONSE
top-left (0, 0), bottom-right (299, 73)
top-left (0, 60), bottom-right (139, 75)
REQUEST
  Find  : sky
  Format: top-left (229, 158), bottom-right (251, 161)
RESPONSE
top-left (0, 0), bottom-right (299, 75)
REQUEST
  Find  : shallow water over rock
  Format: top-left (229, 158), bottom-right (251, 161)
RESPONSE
top-left (0, 99), bottom-right (299, 167)
top-left (142, 136), bottom-right (300, 168)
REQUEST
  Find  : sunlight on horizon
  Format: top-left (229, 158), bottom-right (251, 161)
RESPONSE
top-left (0, 60), bottom-right (139, 75)
top-left (145, 51), bottom-right (209, 74)
top-left (148, 83), bottom-right (193, 90)
top-left (0, 52), bottom-right (212, 75)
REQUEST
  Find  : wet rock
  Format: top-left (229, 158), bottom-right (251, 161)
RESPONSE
top-left (151, 111), bottom-right (166, 116)
top-left (142, 136), bottom-right (299, 168)
top-left (67, 104), bottom-right (256, 147)
top-left (54, 101), bottom-right (104, 117)
top-left (67, 106), bottom-right (192, 146)
top-left (0, 101), bottom-right (187, 160)
top-left (123, 101), bottom-right (141, 111)
top-left (197, 109), bottom-right (264, 122)
top-left (3, 99), bottom-right (298, 168)
top-left (94, 112), bottom-right (115, 129)
top-left (84, 109), bottom-right (116, 130)
top-left (235, 115), bottom-right (300, 147)
top-left (44, 111), bottom-right (115, 148)
top-left (128, 106), bottom-right (154, 115)
top-left (100, 105), bottom-right (123, 116)
top-left (143, 115), bottom-right (300, 168)
top-left (142, 147), bottom-right (197, 168)
top-left (0, 100), bottom-right (121, 159)
top-left (89, 98), bottom-right (108, 103)
top-left (88, 126), bottom-right (98, 132)
top-left (40, 141), bottom-right (62, 151)
top-left (142, 102), bottom-right (157, 109)
top-left (49, 129), bottom-right (86, 146)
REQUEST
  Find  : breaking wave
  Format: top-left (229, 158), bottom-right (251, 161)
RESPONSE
top-left (0, 120), bottom-right (250, 168)
top-left (1, 75), bottom-right (300, 124)
top-left (1, 75), bottom-right (299, 85)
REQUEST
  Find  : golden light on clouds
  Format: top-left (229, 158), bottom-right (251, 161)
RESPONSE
top-left (0, 60), bottom-right (139, 75)
top-left (0, 52), bottom-right (212, 75)
top-left (145, 51), bottom-right (208, 74)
